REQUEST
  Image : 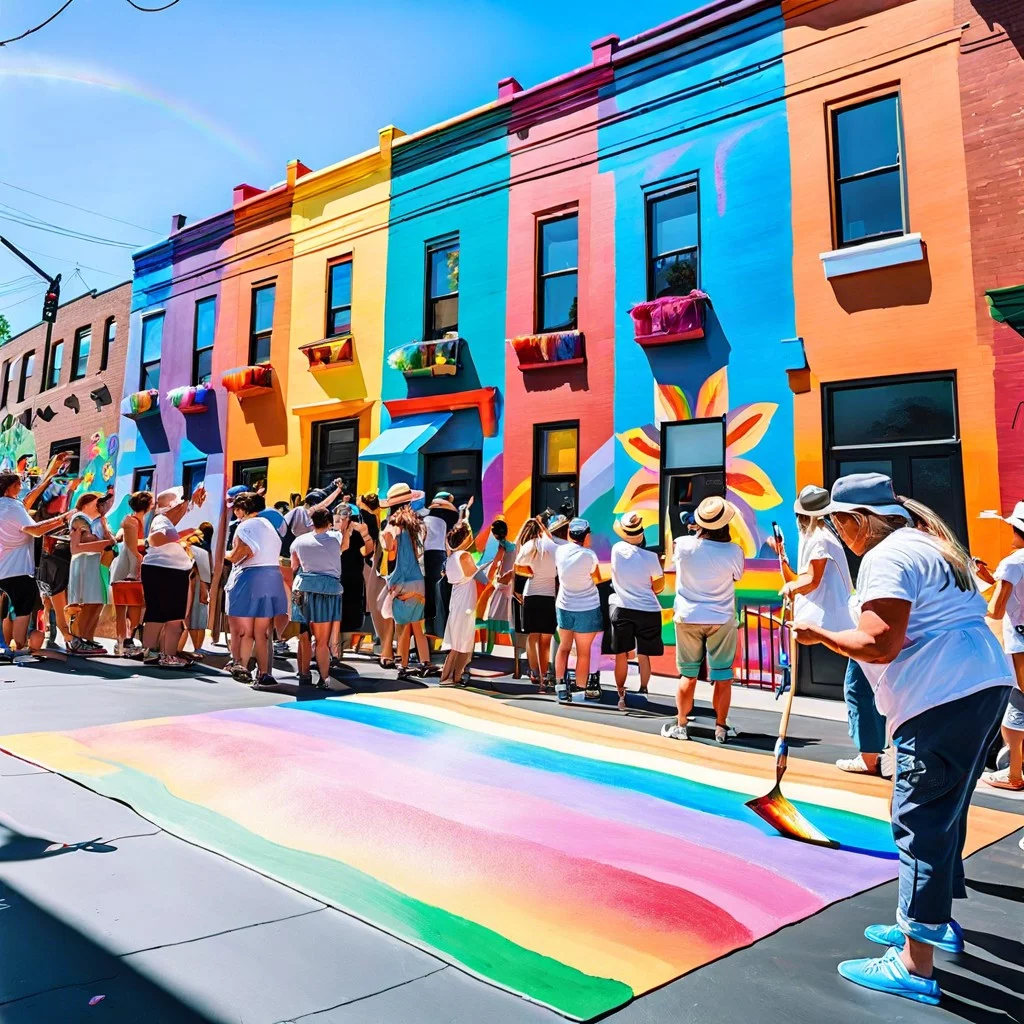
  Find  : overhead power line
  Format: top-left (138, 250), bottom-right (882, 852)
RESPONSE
top-left (0, 205), bottom-right (140, 249)
top-left (125, 0), bottom-right (182, 10)
top-left (0, 0), bottom-right (78, 47)
top-left (0, 180), bottom-right (158, 235)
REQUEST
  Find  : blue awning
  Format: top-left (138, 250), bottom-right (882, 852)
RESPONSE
top-left (358, 411), bottom-right (452, 473)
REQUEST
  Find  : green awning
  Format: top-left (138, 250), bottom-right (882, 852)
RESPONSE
top-left (985, 284), bottom-right (1024, 332)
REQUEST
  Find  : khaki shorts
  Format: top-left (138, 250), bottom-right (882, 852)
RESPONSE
top-left (674, 620), bottom-right (738, 681)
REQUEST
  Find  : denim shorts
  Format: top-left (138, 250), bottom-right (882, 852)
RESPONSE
top-left (556, 605), bottom-right (603, 633)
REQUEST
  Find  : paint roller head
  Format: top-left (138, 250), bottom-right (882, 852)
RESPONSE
top-left (745, 785), bottom-right (839, 849)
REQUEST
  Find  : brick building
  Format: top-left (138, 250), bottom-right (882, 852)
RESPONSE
top-left (956, 0), bottom-right (1024, 516)
top-left (0, 281), bottom-right (131, 505)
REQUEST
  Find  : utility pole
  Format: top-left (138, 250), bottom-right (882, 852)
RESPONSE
top-left (0, 235), bottom-right (60, 387)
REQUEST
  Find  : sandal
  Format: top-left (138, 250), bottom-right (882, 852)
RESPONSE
top-left (378, 658), bottom-right (396, 670)
top-left (617, 695), bottom-right (627, 712)
top-left (158, 655), bottom-right (189, 670)
top-left (230, 664), bottom-right (253, 683)
top-left (981, 768), bottom-right (1024, 791)
top-left (836, 755), bottom-right (882, 775)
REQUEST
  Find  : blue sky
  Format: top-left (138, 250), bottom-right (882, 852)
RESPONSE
top-left (0, 0), bottom-right (692, 335)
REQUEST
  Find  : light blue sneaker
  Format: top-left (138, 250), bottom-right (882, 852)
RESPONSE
top-left (838, 946), bottom-right (940, 1005)
top-left (865, 920), bottom-right (964, 954)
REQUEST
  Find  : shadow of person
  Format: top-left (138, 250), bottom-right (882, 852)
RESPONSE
top-left (935, 962), bottom-right (1024, 1023)
top-left (0, 825), bottom-right (117, 862)
top-left (966, 877), bottom-right (1024, 903)
top-left (962, 929), bottom-right (1024, 970)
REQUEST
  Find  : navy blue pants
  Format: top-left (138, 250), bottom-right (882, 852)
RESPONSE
top-left (844, 659), bottom-right (887, 754)
top-left (891, 685), bottom-right (1009, 931)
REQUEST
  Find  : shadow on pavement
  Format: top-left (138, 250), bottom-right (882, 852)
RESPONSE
top-left (0, 878), bottom-right (220, 1023)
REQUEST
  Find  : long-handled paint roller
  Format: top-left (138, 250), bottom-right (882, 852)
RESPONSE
top-left (745, 522), bottom-right (839, 848)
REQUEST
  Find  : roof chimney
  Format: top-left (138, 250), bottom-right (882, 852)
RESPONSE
top-left (498, 76), bottom-right (523, 99)
top-left (286, 159), bottom-right (312, 188)
top-left (170, 213), bottom-right (187, 233)
top-left (378, 125), bottom-right (406, 160)
top-left (232, 183), bottom-right (264, 206)
top-left (591, 34), bottom-right (618, 65)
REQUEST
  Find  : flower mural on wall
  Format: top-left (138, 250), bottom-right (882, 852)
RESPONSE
top-left (615, 366), bottom-right (782, 556)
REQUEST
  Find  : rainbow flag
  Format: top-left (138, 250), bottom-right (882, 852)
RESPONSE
top-left (2, 691), bottom-right (1019, 1020)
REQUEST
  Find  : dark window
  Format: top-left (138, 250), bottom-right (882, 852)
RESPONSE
top-left (140, 313), bottom-right (164, 391)
top-left (832, 94), bottom-right (906, 247)
top-left (49, 437), bottom-right (81, 477)
top-left (647, 185), bottom-right (699, 299)
top-left (182, 459), bottom-right (207, 500)
top-left (17, 352), bottom-right (34, 403)
top-left (425, 236), bottom-right (459, 340)
top-left (532, 422), bottom-right (579, 517)
top-left (100, 317), bottom-right (116, 372)
top-left (1, 360), bottom-right (11, 408)
top-left (425, 450), bottom-right (481, 532)
top-left (824, 373), bottom-right (966, 542)
top-left (659, 418), bottom-right (727, 551)
top-left (233, 458), bottom-right (268, 490)
top-left (44, 340), bottom-right (63, 390)
top-left (132, 466), bottom-right (155, 494)
top-left (537, 215), bottom-right (578, 333)
top-left (326, 260), bottom-right (353, 338)
top-left (192, 297), bottom-right (216, 385)
top-left (71, 326), bottom-right (91, 380)
top-left (309, 418), bottom-right (359, 492)
top-left (249, 284), bottom-right (275, 364)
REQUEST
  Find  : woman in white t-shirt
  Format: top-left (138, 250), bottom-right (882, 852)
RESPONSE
top-left (976, 500), bottom-right (1024, 791)
top-left (793, 473), bottom-right (1013, 1007)
top-left (664, 496), bottom-right (744, 745)
top-left (225, 491), bottom-right (288, 688)
top-left (553, 518), bottom-right (603, 704)
top-left (514, 517), bottom-right (561, 689)
top-left (773, 484), bottom-right (886, 775)
top-left (141, 485), bottom-right (207, 669)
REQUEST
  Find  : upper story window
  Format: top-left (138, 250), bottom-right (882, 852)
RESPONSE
top-left (831, 94), bottom-right (906, 247)
top-left (18, 352), bottom-right (34, 403)
top-left (192, 296), bottom-right (216, 385)
top-left (537, 214), bottom-right (578, 333)
top-left (249, 283), bottom-right (275, 364)
top-left (648, 185), bottom-right (699, 298)
top-left (45, 340), bottom-right (64, 390)
top-left (0, 360), bottom-right (11, 408)
top-left (100, 317), bottom-right (116, 372)
top-left (425, 235), bottom-right (459, 340)
top-left (532, 421), bottom-right (579, 517)
top-left (140, 312), bottom-right (164, 391)
top-left (326, 260), bottom-right (352, 338)
top-left (71, 326), bottom-right (91, 380)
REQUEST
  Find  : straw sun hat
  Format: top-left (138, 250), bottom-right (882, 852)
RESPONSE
top-left (381, 482), bottom-right (425, 508)
top-left (693, 496), bottom-right (737, 530)
top-left (614, 511), bottom-right (646, 543)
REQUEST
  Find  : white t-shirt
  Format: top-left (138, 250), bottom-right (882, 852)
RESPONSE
top-left (793, 526), bottom-right (854, 632)
top-left (854, 528), bottom-right (1013, 732)
top-left (993, 548), bottom-right (1024, 652)
top-left (143, 513), bottom-right (194, 570)
top-left (516, 535), bottom-right (563, 598)
top-left (0, 497), bottom-right (36, 579)
top-left (191, 546), bottom-right (213, 585)
top-left (554, 542), bottom-right (600, 611)
top-left (610, 541), bottom-right (663, 613)
top-left (672, 535), bottom-right (744, 624)
top-left (233, 516), bottom-right (283, 568)
top-left (422, 514), bottom-right (448, 553)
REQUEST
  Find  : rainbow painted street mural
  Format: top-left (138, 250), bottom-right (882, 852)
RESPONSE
top-left (4, 690), bottom-right (1021, 1020)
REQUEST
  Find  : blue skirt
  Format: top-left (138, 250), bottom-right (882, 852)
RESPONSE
top-left (227, 566), bottom-right (288, 619)
top-left (292, 591), bottom-right (341, 625)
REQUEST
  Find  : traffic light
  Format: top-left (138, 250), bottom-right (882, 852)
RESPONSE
top-left (42, 276), bottom-right (61, 323)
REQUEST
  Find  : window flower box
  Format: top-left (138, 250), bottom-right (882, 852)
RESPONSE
top-left (221, 365), bottom-right (273, 398)
top-left (166, 384), bottom-right (212, 414)
top-left (121, 389), bottom-right (160, 421)
top-left (630, 291), bottom-right (708, 346)
top-left (387, 335), bottom-right (460, 377)
top-left (299, 336), bottom-right (354, 371)
top-left (509, 330), bottom-right (585, 371)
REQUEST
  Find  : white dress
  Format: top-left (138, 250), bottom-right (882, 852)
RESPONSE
top-left (443, 550), bottom-right (477, 654)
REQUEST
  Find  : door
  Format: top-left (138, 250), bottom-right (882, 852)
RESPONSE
top-left (310, 419), bottom-right (359, 494)
top-left (424, 451), bottom-right (482, 532)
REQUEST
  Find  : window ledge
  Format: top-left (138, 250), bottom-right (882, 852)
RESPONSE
top-left (819, 233), bottom-right (923, 280)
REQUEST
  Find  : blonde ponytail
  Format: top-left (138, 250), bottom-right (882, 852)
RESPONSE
top-left (899, 497), bottom-right (976, 593)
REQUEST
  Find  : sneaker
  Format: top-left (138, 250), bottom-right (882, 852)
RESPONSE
top-left (661, 722), bottom-right (688, 741)
top-left (68, 638), bottom-right (102, 657)
top-left (297, 672), bottom-right (313, 686)
top-left (554, 678), bottom-right (571, 703)
top-left (313, 674), bottom-right (330, 690)
top-left (864, 921), bottom-right (964, 954)
top-left (981, 768), bottom-right (1024, 791)
top-left (273, 641), bottom-right (290, 658)
top-left (584, 673), bottom-right (602, 701)
top-left (837, 946), bottom-right (940, 1005)
top-left (253, 673), bottom-right (277, 690)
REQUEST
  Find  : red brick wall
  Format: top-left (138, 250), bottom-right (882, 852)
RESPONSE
top-left (0, 282), bottom-right (132, 472)
top-left (956, 1), bottom-right (1024, 508)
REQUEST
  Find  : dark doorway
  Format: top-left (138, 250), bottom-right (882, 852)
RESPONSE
top-left (425, 450), bottom-right (482, 532)
top-left (233, 458), bottom-right (268, 490)
top-left (310, 418), bottom-right (359, 494)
